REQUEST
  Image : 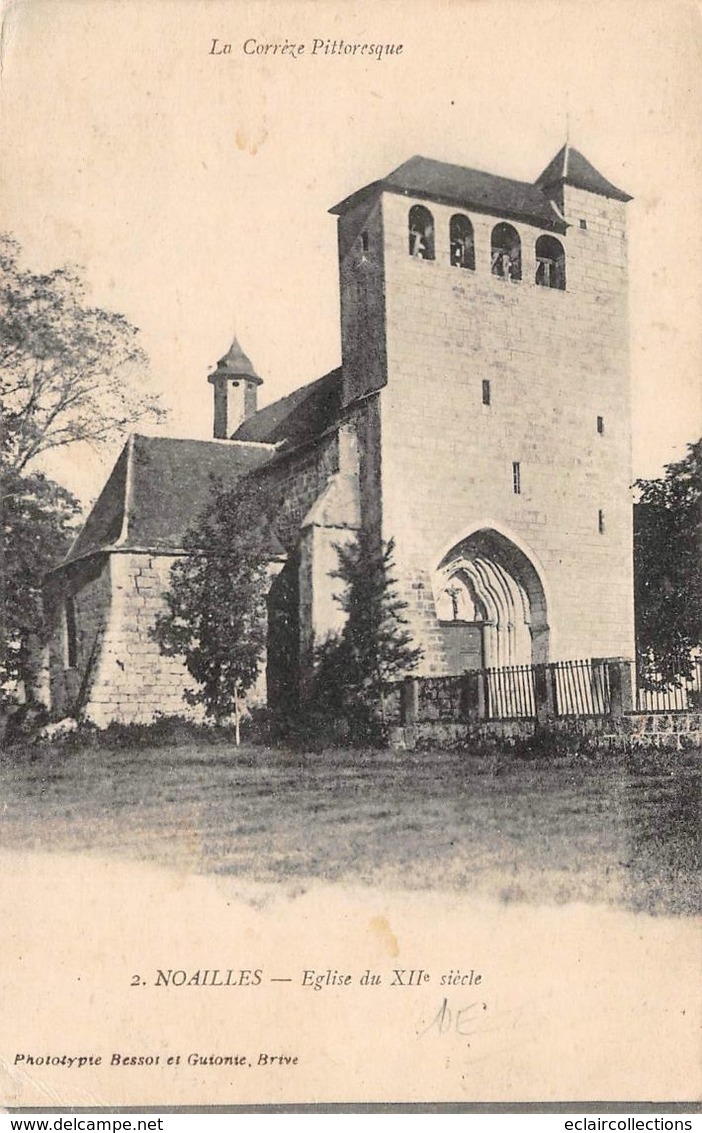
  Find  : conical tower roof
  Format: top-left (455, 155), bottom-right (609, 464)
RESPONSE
top-left (210, 334), bottom-right (263, 385)
top-left (536, 144), bottom-right (632, 202)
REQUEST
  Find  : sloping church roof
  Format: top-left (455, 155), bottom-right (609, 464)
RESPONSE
top-left (233, 367), bottom-right (343, 447)
top-left (61, 435), bottom-right (277, 566)
top-left (330, 146), bottom-right (631, 229)
top-left (59, 366), bottom-right (344, 568)
top-left (330, 154), bottom-right (567, 232)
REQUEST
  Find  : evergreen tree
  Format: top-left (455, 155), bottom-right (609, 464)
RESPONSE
top-left (153, 477), bottom-right (273, 741)
top-left (312, 532), bottom-right (422, 743)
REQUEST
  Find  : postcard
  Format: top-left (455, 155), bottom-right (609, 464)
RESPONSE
top-left (1, 0), bottom-right (700, 1111)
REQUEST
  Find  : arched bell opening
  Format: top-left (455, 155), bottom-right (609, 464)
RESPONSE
top-left (434, 528), bottom-right (549, 671)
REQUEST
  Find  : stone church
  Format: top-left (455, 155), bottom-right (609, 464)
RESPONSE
top-left (45, 144), bottom-right (635, 726)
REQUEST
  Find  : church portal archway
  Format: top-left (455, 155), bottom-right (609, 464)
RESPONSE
top-left (434, 528), bottom-right (549, 669)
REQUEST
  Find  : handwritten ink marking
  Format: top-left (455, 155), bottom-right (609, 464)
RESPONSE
top-left (417, 998), bottom-right (487, 1040)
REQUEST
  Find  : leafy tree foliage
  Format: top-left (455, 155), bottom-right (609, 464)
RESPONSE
top-left (153, 478), bottom-right (273, 739)
top-left (1, 467), bottom-right (80, 704)
top-left (311, 532), bottom-right (423, 744)
top-left (1, 232), bottom-right (163, 473)
top-left (0, 233), bottom-right (162, 710)
top-left (634, 438), bottom-right (702, 686)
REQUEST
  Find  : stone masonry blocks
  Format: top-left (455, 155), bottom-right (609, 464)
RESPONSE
top-left (369, 188), bottom-right (634, 669)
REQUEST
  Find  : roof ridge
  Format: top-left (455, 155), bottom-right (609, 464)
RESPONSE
top-left (389, 153), bottom-right (544, 191)
top-left (131, 432), bottom-right (277, 449)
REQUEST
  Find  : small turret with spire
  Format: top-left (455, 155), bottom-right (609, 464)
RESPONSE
top-left (207, 334), bottom-right (263, 439)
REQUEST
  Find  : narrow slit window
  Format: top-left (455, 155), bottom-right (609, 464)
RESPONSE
top-left (597, 415), bottom-right (605, 434)
top-left (65, 597), bottom-right (78, 668)
top-left (408, 204), bottom-right (435, 261)
top-left (598, 509), bottom-right (605, 534)
top-left (482, 379), bottom-right (491, 406)
top-left (361, 231), bottom-right (369, 253)
top-left (512, 461), bottom-right (521, 495)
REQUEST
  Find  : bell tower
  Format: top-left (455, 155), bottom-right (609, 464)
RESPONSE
top-left (330, 146), bottom-right (634, 668)
top-left (207, 335), bottom-right (263, 438)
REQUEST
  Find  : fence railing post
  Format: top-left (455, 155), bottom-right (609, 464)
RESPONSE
top-left (534, 662), bottom-right (555, 724)
top-left (691, 658), bottom-right (702, 710)
top-left (401, 676), bottom-right (419, 726)
top-left (607, 658), bottom-right (633, 718)
top-left (590, 657), bottom-right (609, 715)
top-left (462, 670), bottom-right (486, 721)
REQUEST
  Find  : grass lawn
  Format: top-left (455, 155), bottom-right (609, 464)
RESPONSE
top-left (0, 733), bottom-right (699, 916)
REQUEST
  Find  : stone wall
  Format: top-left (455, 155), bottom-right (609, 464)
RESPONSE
top-left (47, 550), bottom-right (209, 726)
top-left (254, 433), bottom-right (340, 548)
top-left (337, 196), bottom-right (387, 408)
top-left (80, 552), bottom-right (204, 727)
top-left (370, 187), bottom-right (633, 672)
top-left (390, 712), bottom-right (702, 752)
top-left (46, 553), bottom-right (111, 718)
top-left (256, 427), bottom-right (358, 700)
top-left (416, 675), bottom-right (467, 721)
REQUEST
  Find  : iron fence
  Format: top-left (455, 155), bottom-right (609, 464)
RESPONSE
top-left (552, 658), bottom-right (611, 716)
top-left (635, 657), bottom-right (702, 713)
top-left (484, 659), bottom-right (612, 719)
top-left (396, 656), bottom-right (701, 725)
top-left (485, 663), bottom-right (536, 719)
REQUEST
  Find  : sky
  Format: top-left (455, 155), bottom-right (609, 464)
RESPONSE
top-left (1, 0), bottom-right (701, 507)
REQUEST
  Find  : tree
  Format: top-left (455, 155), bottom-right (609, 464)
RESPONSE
top-left (311, 532), bottom-right (423, 743)
top-left (0, 233), bottom-right (162, 709)
top-left (153, 477), bottom-right (273, 741)
top-left (634, 438), bottom-right (702, 686)
top-left (1, 233), bottom-right (163, 473)
top-left (1, 467), bottom-right (80, 705)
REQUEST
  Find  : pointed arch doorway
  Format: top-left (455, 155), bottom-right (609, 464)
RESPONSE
top-left (434, 528), bottom-right (549, 671)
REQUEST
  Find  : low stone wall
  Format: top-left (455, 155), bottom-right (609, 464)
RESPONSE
top-left (391, 673), bottom-right (467, 724)
top-left (390, 719), bottom-right (533, 750)
top-left (416, 676), bottom-right (467, 721)
top-left (385, 666), bottom-right (702, 750)
top-left (389, 711), bottom-right (702, 752)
